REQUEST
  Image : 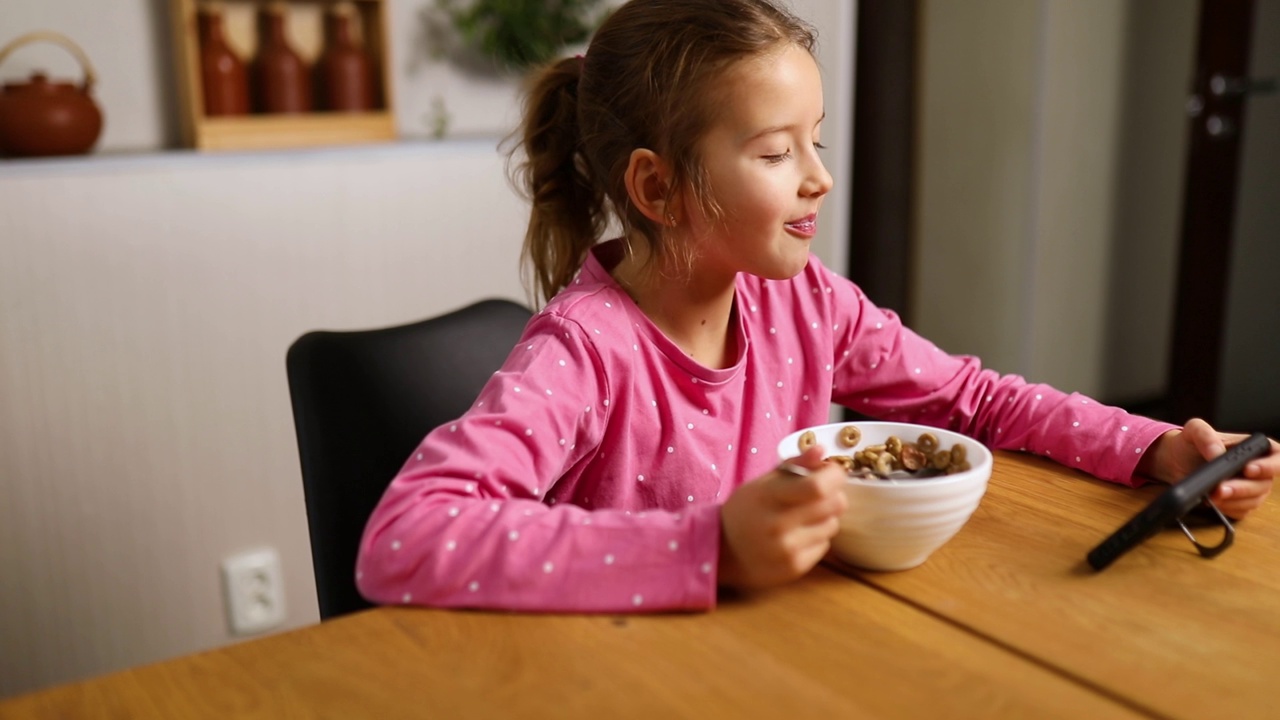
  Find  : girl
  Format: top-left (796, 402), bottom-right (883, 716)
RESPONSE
top-left (356, 0), bottom-right (1277, 612)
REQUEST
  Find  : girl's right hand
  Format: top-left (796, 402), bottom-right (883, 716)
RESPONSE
top-left (717, 445), bottom-right (848, 591)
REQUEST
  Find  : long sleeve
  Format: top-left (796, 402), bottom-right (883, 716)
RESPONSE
top-left (356, 309), bottom-right (722, 613)
top-left (820, 268), bottom-right (1177, 487)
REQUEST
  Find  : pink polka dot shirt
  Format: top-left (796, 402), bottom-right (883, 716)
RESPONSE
top-left (356, 240), bottom-right (1176, 612)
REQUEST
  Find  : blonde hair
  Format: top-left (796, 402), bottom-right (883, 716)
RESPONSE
top-left (509, 0), bottom-right (817, 305)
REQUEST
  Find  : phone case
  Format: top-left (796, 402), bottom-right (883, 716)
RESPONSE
top-left (1086, 432), bottom-right (1270, 571)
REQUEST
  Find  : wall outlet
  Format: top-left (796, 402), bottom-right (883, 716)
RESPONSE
top-left (220, 547), bottom-right (286, 636)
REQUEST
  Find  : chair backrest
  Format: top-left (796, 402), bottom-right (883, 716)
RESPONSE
top-left (285, 298), bottom-right (533, 619)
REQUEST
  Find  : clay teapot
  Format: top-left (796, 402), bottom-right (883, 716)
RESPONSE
top-left (0, 31), bottom-right (104, 157)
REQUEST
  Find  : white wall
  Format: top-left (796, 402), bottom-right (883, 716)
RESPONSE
top-left (0, 0), bottom-right (855, 698)
top-left (914, 0), bottom-right (1196, 401)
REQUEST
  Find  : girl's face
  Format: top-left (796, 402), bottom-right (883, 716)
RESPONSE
top-left (682, 43), bottom-right (833, 285)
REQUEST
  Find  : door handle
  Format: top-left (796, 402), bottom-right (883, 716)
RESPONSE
top-left (1210, 74), bottom-right (1277, 97)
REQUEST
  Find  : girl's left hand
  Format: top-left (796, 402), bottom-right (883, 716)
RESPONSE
top-left (1138, 418), bottom-right (1278, 519)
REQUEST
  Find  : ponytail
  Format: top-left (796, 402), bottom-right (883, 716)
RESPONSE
top-left (510, 56), bottom-right (606, 306)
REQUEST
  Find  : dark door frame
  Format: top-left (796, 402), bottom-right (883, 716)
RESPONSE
top-left (846, 0), bottom-right (916, 319)
top-left (1167, 0), bottom-right (1259, 425)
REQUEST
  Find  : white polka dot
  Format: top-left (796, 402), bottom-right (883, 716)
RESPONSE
top-left (391, 540), bottom-right (401, 551)
top-left (637, 474), bottom-right (645, 482)
top-left (711, 463), bottom-right (717, 471)
top-left (1135, 447), bottom-right (1143, 454)
top-left (803, 395), bottom-right (809, 401)
top-left (525, 428), bottom-right (533, 436)
top-left (770, 327), bottom-right (777, 334)
top-left (584, 406), bottom-right (592, 413)
top-left (1035, 394), bottom-right (1042, 401)
top-left (356, 570), bottom-right (363, 580)
top-left (1082, 399), bottom-right (1090, 405)
top-left (633, 344), bottom-right (639, 351)
top-left (701, 562), bottom-right (713, 574)
top-left (812, 287), bottom-right (819, 294)
top-left (766, 412), bottom-right (772, 419)
top-left (417, 452), bottom-right (424, 460)
top-left (604, 554), bottom-right (615, 564)
top-left (543, 561), bottom-right (554, 573)
top-left (558, 360), bottom-right (566, 366)
top-left (687, 423), bottom-right (694, 430)
top-left (728, 444), bottom-right (733, 451)
top-left (402, 593), bottom-right (412, 603)
top-left (446, 540), bottom-right (457, 551)
top-left (448, 507), bottom-right (460, 517)
top-left (468, 581), bottom-right (480, 592)
top-left (870, 362), bottom-right (878, 369)
top-left (546, 389), bottom-right (553, 395)
top-left (788, 357), bottom-right (794, 364)
top-left (652, 400), bottom-right (657, 407)
top-left (777, 381), bottom-right (784, 388)
top-left (532, 487), bottom-right (539, 495)
top-left (826, 364), bottom-right (832, 371)
top-left (687, 495), bottom-right (695, 503)
top-left (605, 302), bottom-right (612, 308)
top-left (495, 420), bottom-right (502, 426)
top-left (876, 322), bottom-right (883, 329)
top-left (997, 428), bottom-right (1002, 434)
top-left (449, 425), bottom-right (457, 433)
top-left (632, 594), bottom-right (644, 606)
top-left (1075, 457), bottom-right (1082, 463)
top-left (750, 447), bottom-right (758, 454)
top-left (986, 395), bottom-right (993, 402)
top-left (667, 446), bottom-right (675, 453)
top-left (465, 482), bottom-right (476, 493)
top-left (603, 399), bottom-right (610, 407)
top-left (1072, 422), bottom-right (1080, 427)
top-left (811, 322), bottom-right (818, 329)
top-left (703, 409), bottom-right (709, 415)
top-left (527, 344), bottom-right (533, 350)
top-left (914, 368), bottom-right (921, 374)
top-left (508, 530), bottom-right (519, 541)
top-left (1121, 425), bottom-right (1129, 432)
top-left (559, 438), bottom-right (566, 446)
top-left (594, 329), bottom-right (601, 334)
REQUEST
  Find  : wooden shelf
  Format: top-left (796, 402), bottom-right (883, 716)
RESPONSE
top-left (170, 0), bottom-right (397, 151)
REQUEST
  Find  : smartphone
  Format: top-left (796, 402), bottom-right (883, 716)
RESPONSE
top-left (1086, 432), bottom-right (1270, 571)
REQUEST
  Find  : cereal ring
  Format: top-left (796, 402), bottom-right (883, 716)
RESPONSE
top-left (874, 453), bottom-right (895, 476)
top-left (837, 425), bottom-right (862, 448)
top-left (798, 430), bottom-right (817, 452)
top-left (917, 432), bottom-right (939, 453)
top-left (931, 449), bottom-right (951, 470)
top-left (950, 444), bottom-right (967, 465)
top-left (828, 455), bottom-right (855, 473)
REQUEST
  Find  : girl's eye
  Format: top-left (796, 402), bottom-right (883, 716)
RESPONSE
top-left (814, 141), bottom-right (828, 150)
top-left (763, 150), bottom-right (792, 164)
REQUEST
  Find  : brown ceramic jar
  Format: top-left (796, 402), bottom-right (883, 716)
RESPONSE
top-left (252, 2), bottom-right (312, 114)
top-left (317, 2), bottom-right (376, 112)
top-left (197, 3), bottom-right (250, 116)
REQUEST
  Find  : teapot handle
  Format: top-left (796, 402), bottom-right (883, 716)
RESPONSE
top-left (0, 30), bottom-right (98, 92)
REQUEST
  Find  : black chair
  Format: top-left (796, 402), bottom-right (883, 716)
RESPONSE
top-left (285, 298), bottom-right (533, 620)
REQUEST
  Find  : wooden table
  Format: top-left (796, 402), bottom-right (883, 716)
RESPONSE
top-left (2, 453), bottom-right (1276, 719)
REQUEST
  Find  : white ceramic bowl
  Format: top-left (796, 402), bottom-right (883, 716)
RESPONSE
top-left (776, 421), bottom-right (993, 572)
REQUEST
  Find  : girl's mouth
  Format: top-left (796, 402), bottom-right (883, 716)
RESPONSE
top-left (785, 214), bottom-right (817, 237)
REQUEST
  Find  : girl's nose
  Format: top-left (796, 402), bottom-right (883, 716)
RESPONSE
top-left (803, 156), bottom-right (833, 198)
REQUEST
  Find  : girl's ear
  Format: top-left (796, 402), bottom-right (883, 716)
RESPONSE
top-left (624, 148), bottom-right (678, 226)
